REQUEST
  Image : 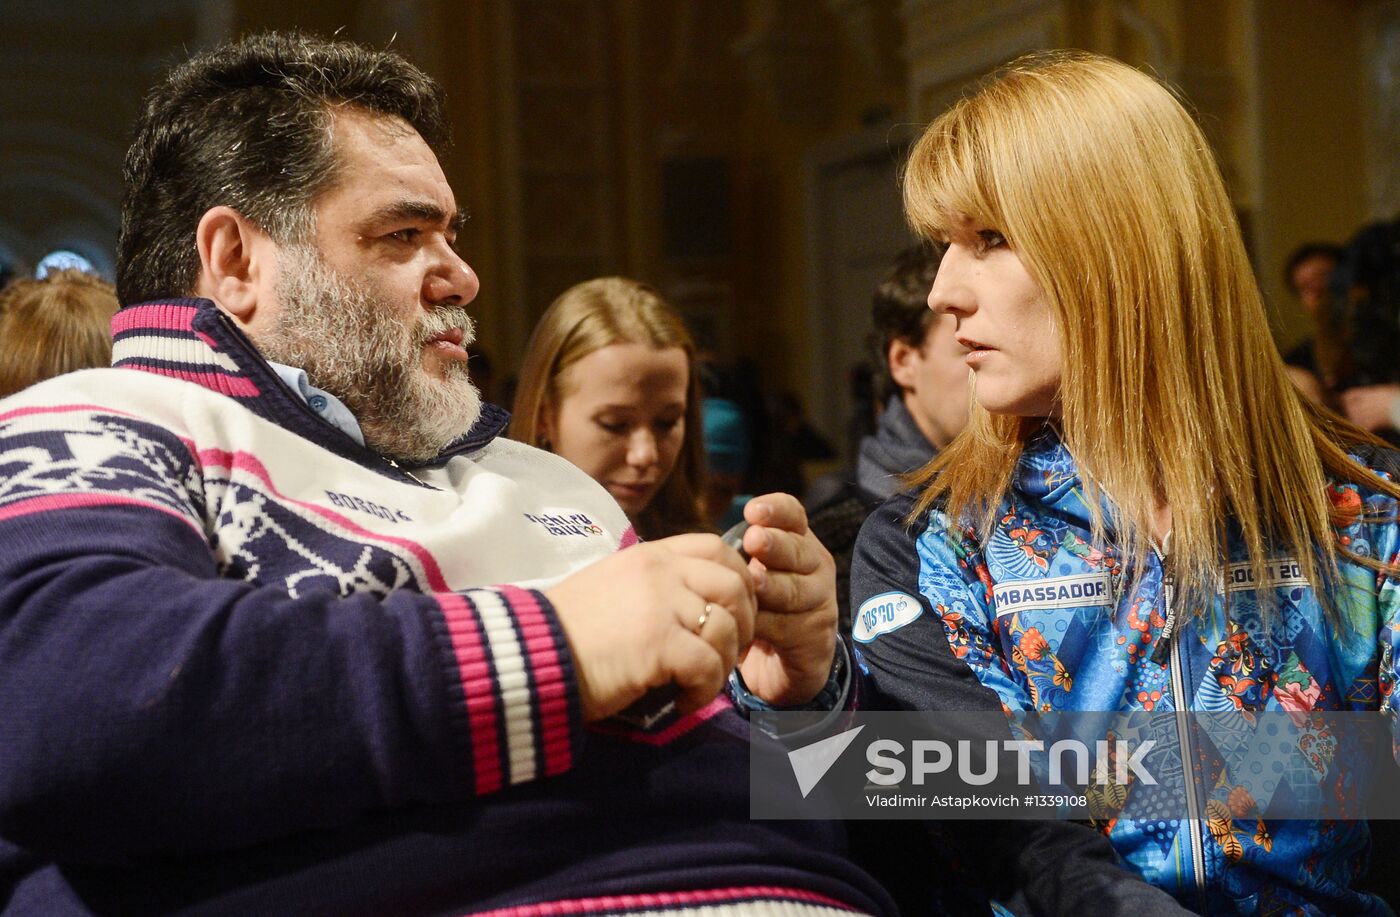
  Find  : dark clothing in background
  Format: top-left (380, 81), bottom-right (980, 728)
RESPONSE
top-left (806, 395), bottom-right (936, 634)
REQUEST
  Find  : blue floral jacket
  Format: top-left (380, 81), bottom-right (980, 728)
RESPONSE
top-left (850, 429), bottom-right (1399, 915)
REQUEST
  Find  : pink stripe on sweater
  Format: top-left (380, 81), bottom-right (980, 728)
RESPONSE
top-left (439, 592), bottom-right (505, 795)
top-left (462, 886), bottom-right (858, 916)
top-left (618, 526), bottom-right (640, 549)
top-left (0, 493), bottom-right (204, 537)
top-left (196, 448), bottom-right (452, 591)
top-left (111, 304), bottom-right (198, 335)
top-left (0, 403), bottom-right (140, 424)
top-left (589, 695), bottom-right (733, 747)
top-left (498, 585), bottom-right (572, 776)
top-left (128, 365), bottom-right (261, 398)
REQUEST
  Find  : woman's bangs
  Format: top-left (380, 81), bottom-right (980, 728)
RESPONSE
top-left (904, 110), bottom-right (1001, 240)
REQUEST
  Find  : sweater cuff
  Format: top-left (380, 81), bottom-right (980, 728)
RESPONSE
top-left (435, 586), bottom-right (582, 796)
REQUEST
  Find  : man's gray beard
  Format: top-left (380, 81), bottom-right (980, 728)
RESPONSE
top-left (257, 245), bottom-right (482, 464)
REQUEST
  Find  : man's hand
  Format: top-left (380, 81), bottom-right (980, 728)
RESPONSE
top-left (546, 535), bottom-right (755, 722)
top-left (1340, 383), bottom-right (1400, 432)
top-left (735, 493), bottom-right (839, 707)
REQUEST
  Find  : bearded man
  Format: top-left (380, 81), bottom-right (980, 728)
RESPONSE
top-left (0, 32), bottom-right (888, 916)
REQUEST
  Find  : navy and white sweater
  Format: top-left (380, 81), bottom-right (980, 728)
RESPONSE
top-left (0, 298), bottom-right (894, 917)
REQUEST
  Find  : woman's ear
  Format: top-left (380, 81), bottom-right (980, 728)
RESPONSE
top-left (536, 404), bottom-right (555, 450)
top-left (193, 206), bottom-right (271, 326)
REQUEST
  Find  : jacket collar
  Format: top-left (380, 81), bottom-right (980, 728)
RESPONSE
top-left (110, 297), bottom-right (509, 468)
top-left (1010, 424), bottom-right (1104, 523)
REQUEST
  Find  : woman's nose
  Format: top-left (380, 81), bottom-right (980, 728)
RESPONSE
top-left (927, 247), bottom-right (973, 318)
top-left (627, 429), bottom-right (658, 467)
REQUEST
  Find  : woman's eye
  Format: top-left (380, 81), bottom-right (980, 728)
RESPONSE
top-left (977, 229), bottom-right (1006, 251)
top-left (654, 418), bottom-right (681, 434)
top-left (596, 420), bottom-right (627, 435)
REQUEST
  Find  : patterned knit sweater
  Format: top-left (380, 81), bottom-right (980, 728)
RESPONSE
top-left (0, 298), bottom-right (894, 917)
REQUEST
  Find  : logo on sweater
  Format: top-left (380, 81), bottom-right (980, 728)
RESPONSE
top-left (324, 490), bottom-right (413, 524)
top-left (993, 572), bottom-right (1111, 616)
top-left (1221, 557), bottom-right (1309, 594)
top-left (524, 511), bottom-right (605, 537)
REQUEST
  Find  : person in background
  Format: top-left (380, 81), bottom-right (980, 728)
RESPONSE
top-left (0, 268), bottom-right (119, 398)
top-left (510, 276), bottom-right (709, 539)
top-left (850, 49), bottom-right (1400, 914)
top-left (1340, 381), bottom-right (1400, 436)
top-left (1332, 216), bottom-right (1400, 439)
top-left (751, 388), bottom-right (835, 498)
top-left (806, 242), bottom-right (970, 632)
top-left (701, 394), bottom-right (752, 529)
top-left (1278, 241), bottom-right (1342, 403)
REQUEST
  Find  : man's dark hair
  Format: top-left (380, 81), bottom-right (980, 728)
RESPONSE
top-left (1282, 241), bottom-right (1343, 292)
top-left (116, 31), bottom-right (449, 306)
top-left (869, 242), bottom-right (944, 403)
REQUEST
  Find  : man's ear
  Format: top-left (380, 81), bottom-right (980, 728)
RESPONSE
top-left (194, 206), bottom-right (272, 326)
top-left (888, 337), bottom-right (919, 391)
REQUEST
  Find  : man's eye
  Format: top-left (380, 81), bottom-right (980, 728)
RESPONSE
top-left (388, 228), bottom-right (420, 243)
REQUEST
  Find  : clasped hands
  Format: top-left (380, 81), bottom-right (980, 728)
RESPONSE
top-left (545, 493), bottom-right (838, 722)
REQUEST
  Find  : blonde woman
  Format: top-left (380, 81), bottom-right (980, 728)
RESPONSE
top-left (511, 277), bottom-right (709, 540)
top-left (0, 269), bottom-right (119, 398)
top-left (850, 52), bottom-right (1400, 913)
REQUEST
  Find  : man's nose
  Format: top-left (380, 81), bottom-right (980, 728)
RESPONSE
top-left (425, 246), bottom-right (479, 307)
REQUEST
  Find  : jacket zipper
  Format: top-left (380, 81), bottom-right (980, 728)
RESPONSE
top-left (384, 456), bottom-right (428, 487)
top-left (1152, 544), bottom-right (1209, 912)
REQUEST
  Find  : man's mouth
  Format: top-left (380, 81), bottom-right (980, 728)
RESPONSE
top-left (427, 328), bottom-right (465, 347)
top-left (423, 327), bottom-right (469, 360)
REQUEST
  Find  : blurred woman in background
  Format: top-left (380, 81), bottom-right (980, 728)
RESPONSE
top-left (0, 268), bottom-right (119, 399)
top-left (511, 276), bottom-right (708, 539)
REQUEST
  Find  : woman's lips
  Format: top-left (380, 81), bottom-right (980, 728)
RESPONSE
top-left (956, 336), bottom-right (995, 369)
top-left (609, 482), bottom-right (656, 501)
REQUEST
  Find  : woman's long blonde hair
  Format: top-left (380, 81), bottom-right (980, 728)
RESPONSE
top-left (510, 277), bottom-right (708, 539)
top-left (905, 50), bottom-right (1397, 617)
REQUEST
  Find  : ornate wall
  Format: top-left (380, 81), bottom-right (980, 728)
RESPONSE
top-left (1, 0), bottom-right (1393, 445)
top-left (0, 0), bottom-right (232, 277)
